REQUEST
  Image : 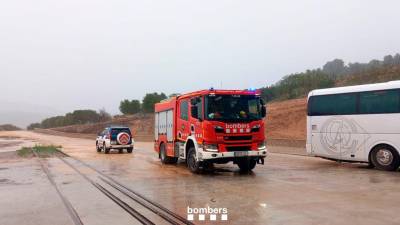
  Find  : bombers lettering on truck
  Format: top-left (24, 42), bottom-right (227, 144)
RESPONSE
top-left (154, 89), bottom-right (268, 173)
top-left (225, 123), bottom-right (252, 134)
top-left (225, 124), bottom-right (250, 129)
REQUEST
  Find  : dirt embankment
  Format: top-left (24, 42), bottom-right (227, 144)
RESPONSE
top-left (36, 98), bottom-right (307, 146)
top-left (266, 98), bottom-right (307, 140)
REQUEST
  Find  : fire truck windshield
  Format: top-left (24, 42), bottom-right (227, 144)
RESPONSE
top-left (205, 95), bottom-right (262, 122)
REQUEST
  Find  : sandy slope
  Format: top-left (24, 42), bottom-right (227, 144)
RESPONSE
top-left (265, 98), bottom-right (307, 140)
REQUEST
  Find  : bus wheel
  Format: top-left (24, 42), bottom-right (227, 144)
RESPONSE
top-left (237, 158), bottom-right (257, 172)
top-left (187, 147), bottom-right (201, 173)
top-left (371, 145), bottom-right (400, 171)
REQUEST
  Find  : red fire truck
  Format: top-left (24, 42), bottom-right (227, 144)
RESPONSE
top-left (154, 89), bottom-right (267, 173)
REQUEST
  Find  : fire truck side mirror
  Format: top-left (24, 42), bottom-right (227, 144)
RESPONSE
top-left (260, 98), bottom-right (267, 118)
top-left (261, 105), bottom-right (267, 118)
top-left (191, 105), bottom-right (198, 119)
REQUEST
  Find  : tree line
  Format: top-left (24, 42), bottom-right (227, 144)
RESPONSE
top-left (260, 53), bottom-right (400, 102)
top-left (27, 92), bottom-right (170, 130)
top-left (119, 92), bottom-right (168, 115)
top-left (27, 109), bottom-right (111, 130)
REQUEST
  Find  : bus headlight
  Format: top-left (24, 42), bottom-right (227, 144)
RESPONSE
top-left (203, 143), bottom-right (219, 152)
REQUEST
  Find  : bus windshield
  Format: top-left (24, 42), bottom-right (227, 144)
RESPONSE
top-left (205, 95), bottom-right (262, 122)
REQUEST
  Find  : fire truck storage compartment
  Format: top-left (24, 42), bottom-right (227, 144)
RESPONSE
top-left (155, 113), bottom-right (159, 140)
top-left (155, 109), bottom-right (174, 142)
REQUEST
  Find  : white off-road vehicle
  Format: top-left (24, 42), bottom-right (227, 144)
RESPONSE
top-left (96, 126), bottom-right (134, 154)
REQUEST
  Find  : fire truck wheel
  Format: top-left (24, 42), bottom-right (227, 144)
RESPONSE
top-left (160, 143), bottom-right (176, 164)
top-left (160, 143), bottom-right (167, 163)
top-left (203, 161), bottom-right (214, 172)
top-left (127, 148), bottom-right (133, 153)
top-left (187, 147), bottom-right (201, 173)
top-left (237, 158), bottom-right (257, 172)
top-left (169, 157), bottom-right (178, 164)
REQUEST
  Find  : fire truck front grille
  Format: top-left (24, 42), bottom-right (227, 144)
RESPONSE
top-left (226, 146), bottom-right (251, 152)
top-left (224, 136), bottom-right (252, 141)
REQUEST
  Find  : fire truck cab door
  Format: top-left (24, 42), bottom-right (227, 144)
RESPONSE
top-left (190, 97), bottom-right (204, 142)
top-left (177, 99), bottom-right (190, 141)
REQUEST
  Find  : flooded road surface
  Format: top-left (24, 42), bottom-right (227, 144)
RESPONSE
top-left (0, 136), bottom-right (37, 153)
top-left (1, 131), bottom-right (400, 225)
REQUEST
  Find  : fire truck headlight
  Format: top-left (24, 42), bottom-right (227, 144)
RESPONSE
top-left (214, 126), bottom-right (224, 133)
top-left (203, 144), bottom-right (219, 152)
top-left (251, 124), bottom-right (261, 132)
top-left (257, 141), bottom-right (266, 150)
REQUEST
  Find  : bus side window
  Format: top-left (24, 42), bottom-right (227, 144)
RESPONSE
top-left (309, 94), bottom-right (357, 116)
top-left (359, 90), bottom-right (400, 114)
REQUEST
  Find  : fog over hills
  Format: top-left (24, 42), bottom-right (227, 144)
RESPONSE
top-left (0, 100), bottom-right (63, 128)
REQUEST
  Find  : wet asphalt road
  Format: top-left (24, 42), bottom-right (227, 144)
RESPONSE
top-left (1, 131), bottom-right (400, 225)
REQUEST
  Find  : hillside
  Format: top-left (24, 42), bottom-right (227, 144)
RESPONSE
top-left (34, 64), bottom-right (400, 144)
top-left (261, 54), bottom-right (400, 103)
top-left (336, 65), bottom-right (400, 86)
top-left (29, 54), bottom-right (400, 146)
top-left (0, 124), bottom-right (22, 131)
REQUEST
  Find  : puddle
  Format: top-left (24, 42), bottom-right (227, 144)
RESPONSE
top-left (284, 177), bottom-right (308, 182)
top-left (0, 137), bottom-right (37, 153)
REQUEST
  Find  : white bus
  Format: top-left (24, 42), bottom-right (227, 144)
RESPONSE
top-left (307, 81), bottom-right (400, 171)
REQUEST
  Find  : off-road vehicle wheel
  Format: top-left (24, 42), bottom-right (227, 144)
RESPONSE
top-left (96, 142), bottom-right (101, 152)
top-left (103, 144), bottom-right (110, 154)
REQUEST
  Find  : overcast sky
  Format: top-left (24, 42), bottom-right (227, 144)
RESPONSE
top-left (1, 0), bottom-right (400, 114)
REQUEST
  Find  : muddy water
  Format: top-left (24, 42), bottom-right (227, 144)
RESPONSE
top-left (0, 137), bottom-right (37, 153)
top-left (0, 135), bottom-right (73, 225)
top-left (2, 131), bottom-right (400, 225)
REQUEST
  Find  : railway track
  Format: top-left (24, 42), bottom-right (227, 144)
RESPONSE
top-left (32, 150), bottom-right (84, 225)
top-left (34, 149), bottom-right (194, 225)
